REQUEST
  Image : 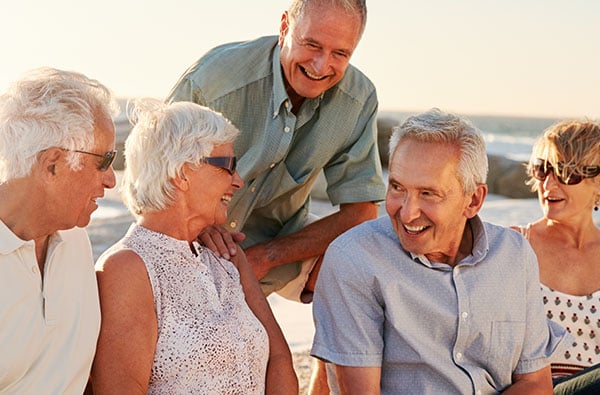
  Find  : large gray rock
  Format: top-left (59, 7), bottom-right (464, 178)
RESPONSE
top-left (487, 155), bottom-right (535, 198)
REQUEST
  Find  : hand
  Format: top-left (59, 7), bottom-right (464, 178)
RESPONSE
top-left (197, 225), bottom-right (245, 260)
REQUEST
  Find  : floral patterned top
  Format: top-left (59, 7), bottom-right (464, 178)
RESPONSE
top-left (541, 285), bottom-right (600, 378)
top-left (517, 223), bottom-right (600, 378)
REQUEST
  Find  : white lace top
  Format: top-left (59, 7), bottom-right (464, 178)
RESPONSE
top-left (121, 224), bottom-right (269, 394)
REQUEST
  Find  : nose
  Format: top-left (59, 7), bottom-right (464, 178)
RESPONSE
top-left (104, 167), bottom-right (117, 189)
top-left (232, 171), bottom-right (244, 190)
top-left (396, 194), bottom-right (421, 224)
top-left (542, 171), bottom-right (559, 190)
top-left (399, 194), bottom-right (421, 224)
top-left (312, 52), bottom-right (330, 74)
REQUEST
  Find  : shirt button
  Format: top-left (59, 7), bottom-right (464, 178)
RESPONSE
top-left (269, 163), bottom-right (276, 168)
top-left (284, 126), bottom-right (290, 133)
top-left (250, 186), bottom-right (256, 192)
top-left (284, 101), bottom-right (289, 108)
top-left (229, 221), bottom-right (237, 228)
top-left (456, 352), bottom-right (463, 360)
top-left (461, 312), bottom-right (469, 319)
top-left (31, 266), bottom-right (38, 273)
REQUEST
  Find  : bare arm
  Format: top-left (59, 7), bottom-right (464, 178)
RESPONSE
top-left (502, 366), bottom-right (553, 394)
top-left (246, 201), bottom-right (380, 279)
top-left (230, 247), bottom-right (299, 394)
top-left (336, 365), bottom-right (381, 395)
top-left (92, 250), bottom-right (158, 395)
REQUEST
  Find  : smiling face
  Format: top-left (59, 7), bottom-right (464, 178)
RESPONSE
top-left (278, 3), bottom-right (362, 103)
top-left (386, 138), bottom-right (485, 265)
top-left (186, 142), bottom-right (243, 228)
top-left (56, 110), bottom-right (117, 229)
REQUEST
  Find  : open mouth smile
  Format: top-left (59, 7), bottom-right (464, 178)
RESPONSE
top-left (300, 66), bottom-right (327, 81)
top-left (404, 224), bottom-right (429, 235)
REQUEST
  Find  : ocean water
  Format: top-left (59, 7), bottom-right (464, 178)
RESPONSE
top-left (381, 111), bottom-right (561, 162)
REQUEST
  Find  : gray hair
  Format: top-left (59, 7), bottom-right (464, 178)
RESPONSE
top-left (122, 99), bottom-right (239, 215)
top-left (287, 0), bottom-right (367, 37)
top-left (0, 67), bottom-right (118, 183)
top-left (389, 108), bottom-right (488, 194)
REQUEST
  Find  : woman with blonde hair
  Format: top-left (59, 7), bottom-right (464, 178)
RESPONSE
top-left (513, 120), bottom-right (600, 394)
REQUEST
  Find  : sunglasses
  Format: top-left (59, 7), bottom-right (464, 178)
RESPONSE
top-left (531, 158), bottom-right (600, 185)
top-left (201, 156), bottom-right (237, 175)
top-left (68, 149), bottom-right (118, 172)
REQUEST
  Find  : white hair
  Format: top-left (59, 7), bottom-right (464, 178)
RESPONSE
top-left (287, 0), bottom-right (367, 37)
top-left (0, 67), bottom-right (118, 182)
top-left (389, 108), bottom-right (488, 194)
top-left (122, 99), bottom-right (239, 215)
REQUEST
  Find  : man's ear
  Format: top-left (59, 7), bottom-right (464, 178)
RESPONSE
top-left (464, 183), bottom-right (488, 219)
top-left (278, 11), bottom-right (290, 47)
top-left (38, 148), bottom-right (63, 177)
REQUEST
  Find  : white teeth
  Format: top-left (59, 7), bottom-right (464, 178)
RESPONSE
top-left (221, 195), bottom-right (231, 203)
top-left (405, 225), bottom-right (426, 232)
top-left (303, 68), bottom-right (326, 80)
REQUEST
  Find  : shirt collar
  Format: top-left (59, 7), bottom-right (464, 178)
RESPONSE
top-left (0, 218), bottom-right (64, 256)
top-left (0, 219), bottom-right (28, 255)
top-left (409, 215), bottom-right (489, 268)
top-left (271, 44), bottom-right (324, 118)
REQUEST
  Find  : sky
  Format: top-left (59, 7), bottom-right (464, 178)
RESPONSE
top-left (1, 0), bottom-right (599, 118)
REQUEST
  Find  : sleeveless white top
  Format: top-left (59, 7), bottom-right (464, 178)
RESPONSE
top-left (121, 224), bottom-right (269, 394)
top-left (518, 224), bottom-right (600, 378)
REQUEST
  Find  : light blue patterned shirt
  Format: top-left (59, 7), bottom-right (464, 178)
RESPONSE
top-left (167, 36), bottom-right (386, 247)
top-left (312, 215), bottom-right (569, 394)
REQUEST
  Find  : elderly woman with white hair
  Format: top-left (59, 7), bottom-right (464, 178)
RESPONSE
top-left (91, 99), bottom-right (297, 394)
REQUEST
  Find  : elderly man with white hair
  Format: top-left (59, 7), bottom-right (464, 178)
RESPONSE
top-left (0, 67), bottom-right (119, 394)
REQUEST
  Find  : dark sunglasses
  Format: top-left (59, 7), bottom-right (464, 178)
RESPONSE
top-left (531, 158), bottom-right (600, 185)
top-left (201, 156), bottom-right (237, 175)
top-left (67, 149), bottom-right (118, 172)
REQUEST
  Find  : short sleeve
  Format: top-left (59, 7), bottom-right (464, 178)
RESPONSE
top-left (311, 241), bottom-right (385, 367)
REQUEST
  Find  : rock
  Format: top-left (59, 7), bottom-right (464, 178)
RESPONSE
top-left (113, 118), bottom-right (131, 170)
top-left (487, 154), bottom-right (535, 198)
top-left (377, 116), bottom-right (400, 166)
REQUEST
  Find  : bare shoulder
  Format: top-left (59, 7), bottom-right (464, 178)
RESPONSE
top-left (95, 247), bottom-right (153, 304)
top-left (96, 247), bottom-right (146, 276)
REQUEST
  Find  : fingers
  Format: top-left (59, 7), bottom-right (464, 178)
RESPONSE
top-left (197, 226), bottom-right (242, 260)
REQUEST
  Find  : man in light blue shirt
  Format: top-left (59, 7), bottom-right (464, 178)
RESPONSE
top-left (312, 109), bottom-right (569, 394)
top-left (167, 0), bottom-right (386, 303)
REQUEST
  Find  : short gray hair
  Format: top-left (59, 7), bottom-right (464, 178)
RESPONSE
top-left (287, 0), bottom-right (367, 37)
top-left (389, 108), bottom-right (488, 194)
top-left (0, 67), bottom-right (118, 182)
top-left (122, 99), bottom-right (239, 215)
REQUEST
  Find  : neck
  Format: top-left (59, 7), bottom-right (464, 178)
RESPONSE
top-left (138, 206), bottom-right (209, 243)
top-left (283, 76), bottom-right (305, 114)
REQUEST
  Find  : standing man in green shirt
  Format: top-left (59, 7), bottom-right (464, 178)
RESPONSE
top-left (167, 0), bottom-right (385, 304)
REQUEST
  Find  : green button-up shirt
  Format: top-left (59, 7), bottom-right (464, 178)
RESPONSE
top-left (167, 36), bottom-right (386, 247)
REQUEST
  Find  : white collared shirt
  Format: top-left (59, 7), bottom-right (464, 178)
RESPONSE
top-left (0, 221), bottom-right (100, 394)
